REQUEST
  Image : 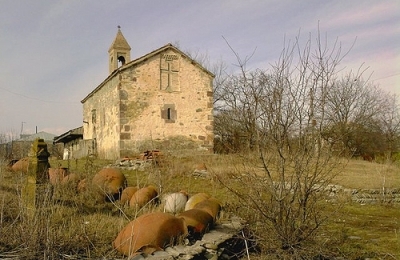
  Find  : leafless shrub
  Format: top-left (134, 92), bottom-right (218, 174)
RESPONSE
top-left (215, 28), bottom-right (361, 258)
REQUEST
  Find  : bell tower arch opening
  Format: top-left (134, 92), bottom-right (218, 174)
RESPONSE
top-left (118, 55), bottom-right (126, 66)
top-left (108, 26), bottom-right (131, 74)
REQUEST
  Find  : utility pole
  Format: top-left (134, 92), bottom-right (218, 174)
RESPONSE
top-left (20, 121), bottom-right (26, 135)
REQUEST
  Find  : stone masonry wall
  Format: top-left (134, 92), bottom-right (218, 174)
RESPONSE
top-left (119, 49), bottom-right (214, 157)
top-left (83, 46), bottom-right (214, 159)
top-left (83, 76), bottom-right (121, 159)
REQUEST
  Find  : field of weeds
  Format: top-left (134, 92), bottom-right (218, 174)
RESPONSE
top-left (0, 152), bottom-right (399, 259)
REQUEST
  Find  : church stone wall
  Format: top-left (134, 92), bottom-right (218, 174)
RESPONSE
top-left (83, 45), bottom-right (214, 160)
top-left (83, 76), bottom-right (121, 159)
top-left (119, 49), bottom-right (214, 156)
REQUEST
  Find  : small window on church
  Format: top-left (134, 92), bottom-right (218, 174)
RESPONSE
top-left (161, 104), bottom-right (176, 123)
top-left (91, 109), bottom-right (97, 124)
top-left (167, 108), bottom-right (171, 120)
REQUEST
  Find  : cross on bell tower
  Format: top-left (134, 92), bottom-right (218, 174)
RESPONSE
top-left (108, 26), bottom-right (131, 74)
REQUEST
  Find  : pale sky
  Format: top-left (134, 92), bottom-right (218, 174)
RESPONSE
top-left (0, 0), bottom-right (399, 137)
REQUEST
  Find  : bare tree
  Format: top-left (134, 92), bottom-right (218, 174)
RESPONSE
top-left (216, 30), bottom-right (358, 257)
top-left (212, 38), bottom-right (268, 152)
top-left (322, 74), bottom-right (386, 157)
top-left (377, 93), bottom-right (400, 159)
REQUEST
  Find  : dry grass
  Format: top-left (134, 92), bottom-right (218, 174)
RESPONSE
top-left (333, 159), bottom-right (400, 189)
top-left (320, 203), bottom-right (400, 259)
top-left (0, 153), bottom-right (399, 259)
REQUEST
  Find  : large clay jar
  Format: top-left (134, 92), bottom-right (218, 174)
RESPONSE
top-left (113, 212), bottom-right (188, 257)
top-left (178, 208), bottom-right (214, 237)
top-left (129, 185), bottom-right (158, 209)
top-left (184, 192), bottom-right (210, 211)
top-left (77, 178), bottom-right (87, 193)
top-left (120, 186), bottom-right (139, 205)
top-left (61, 173), bottom-right (81, 186)
top-left (48, 167), bottom-right (68, 185)
top-left (92, 167), bottom-right (127, 200)
top-left (11, 157), bottom-right (29, 173)
top-left (193, 197), bottom-right (221, 221)
top-left (163, 191), bottom-right (188, 214)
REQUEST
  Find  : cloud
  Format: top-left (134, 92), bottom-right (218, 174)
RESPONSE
top-left (0, 0), bottom-right (399, 136)
top-left (323, 1), bottom-right (398, 29)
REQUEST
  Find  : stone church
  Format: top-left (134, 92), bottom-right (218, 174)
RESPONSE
top-left (81, 28), bottom-right (214, 159)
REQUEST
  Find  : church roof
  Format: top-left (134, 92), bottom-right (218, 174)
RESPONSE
top-left (108, 27), bottom-right (131, 52)
top-left (81, 43), bottom-right (214, 103)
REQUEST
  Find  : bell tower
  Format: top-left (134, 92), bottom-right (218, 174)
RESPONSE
top-left (108, 26), bottom-right (131, 74)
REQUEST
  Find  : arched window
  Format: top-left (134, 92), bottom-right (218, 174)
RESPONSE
top-left (161, 104), bottom-right (176, 123)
